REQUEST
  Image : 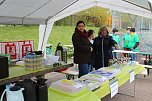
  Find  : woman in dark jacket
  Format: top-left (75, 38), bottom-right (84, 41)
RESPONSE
top-left (72, 21), bottom-right (92, 77)
top-left (93, 26), bottom-right (118, 70)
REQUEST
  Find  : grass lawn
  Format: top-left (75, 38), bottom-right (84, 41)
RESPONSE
top-left (0, 25), bottom-right (99, 53)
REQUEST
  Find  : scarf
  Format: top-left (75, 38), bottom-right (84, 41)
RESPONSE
top-left (75, 28), bottom-right (87, 37)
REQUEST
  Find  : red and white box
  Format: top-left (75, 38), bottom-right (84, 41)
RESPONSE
top-left (1, 42), bottom-right (19, 61)
top-left (18, 40), bottom-right (34, 59)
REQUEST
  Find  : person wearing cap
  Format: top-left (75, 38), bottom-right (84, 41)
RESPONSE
top-left (128, 28), bottom-right (140, 61)
top-left (123, 27), bottom-right (131, 57)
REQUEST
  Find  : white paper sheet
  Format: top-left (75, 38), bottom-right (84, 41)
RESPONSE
top-left (130, 70), bottom-right (135, 83)
top-left (109, 79), bottom-right (118, 98)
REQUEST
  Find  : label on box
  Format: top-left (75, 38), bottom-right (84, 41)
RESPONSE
top-left (1, 42), bottom-right (19, 61)
top-left (5, 43), bottom-right (16, 59)
top-left (18, 40), bottom-right (34, 59)
top-left (109, 79), bottom-right (118, 98)
top-left (130, 69), bottom-right (135, 83)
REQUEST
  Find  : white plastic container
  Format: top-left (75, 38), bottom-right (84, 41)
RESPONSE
top-left (50, 79), bottom-right (85, 94)
top-left (81, 74), bottom-right (108, 84)
top-left (45, 55), bottom-right (59, 66)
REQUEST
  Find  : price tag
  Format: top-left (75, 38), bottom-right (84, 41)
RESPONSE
top-left (130, 70), bottom-right (135, 83)
top-left (109, 79), bottom-right (118, 98)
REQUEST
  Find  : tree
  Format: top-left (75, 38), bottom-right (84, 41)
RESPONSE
top-left (55, 7), bottom-right (111, 27)
top-left (75, 7), bottom-right (111, 27)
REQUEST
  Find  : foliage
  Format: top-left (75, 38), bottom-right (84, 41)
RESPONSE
top-left (76, 7), bottom-right (111, 27)
top-left (0, 25), bottom-right (39, 49)
top-left (55, 7), bottom-right (111, 27)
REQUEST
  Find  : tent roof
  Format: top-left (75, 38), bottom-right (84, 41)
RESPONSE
top-left (0, 0), bottom-right (151, 24)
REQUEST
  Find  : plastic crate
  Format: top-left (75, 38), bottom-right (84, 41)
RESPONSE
top-left (24, 54), bottom-right (44, 70)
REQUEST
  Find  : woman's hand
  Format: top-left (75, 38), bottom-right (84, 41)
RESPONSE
top-left (90, 47), bottom-right (93, 52)
top-left (114, 44), bottom-right (119, 50)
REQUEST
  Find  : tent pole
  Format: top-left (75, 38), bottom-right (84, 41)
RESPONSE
top-left (38, 22), bottom-right (54, 52)
top-left (40, 24), bottom-right (47, 51)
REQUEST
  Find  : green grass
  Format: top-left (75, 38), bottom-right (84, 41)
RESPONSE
top-left (0, 25), bottom-right (39, 48)
top-left (0, 25), bottom-right (99, 53)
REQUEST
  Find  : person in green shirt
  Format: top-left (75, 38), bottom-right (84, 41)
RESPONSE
top-left (123, 27), bottom-right (131, 57)
top-left (111, 28), bottom-right (120, 58)
top-left (123, 27), bottom-right (131, 50)
top-left (128, 28), bottom-right (140, 60)
top-left (112, 28), bottom-right (120, 46)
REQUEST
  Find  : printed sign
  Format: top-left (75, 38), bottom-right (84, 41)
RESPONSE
top-left (18, 40), bottom-right (34, 59)
top-left (109, 79), bottom-right (118, 98)
top-left (130, 70), bottom-right (135, 83)
top-left (1, 42), bottom-right (19, 61)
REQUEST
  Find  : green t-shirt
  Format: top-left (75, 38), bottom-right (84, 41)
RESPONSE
top-left (128, 33), bottom-right (140, 52)
top-left (123, 33), bottom-right (130, 48)
top-left (111, 34), bottom-right (120, 46)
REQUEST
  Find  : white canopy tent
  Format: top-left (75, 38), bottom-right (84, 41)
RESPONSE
top-left (0, 0), bottom-right (151, 51)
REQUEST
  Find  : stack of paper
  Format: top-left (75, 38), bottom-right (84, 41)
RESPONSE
top-left (81, 74), bottom-right (108, 84)
top-left (89, 70), bottom-right (116, 80)
top-left (74, 78), bottom-right (100, 91)
top-left (99, 67), bottom-right (121, 75)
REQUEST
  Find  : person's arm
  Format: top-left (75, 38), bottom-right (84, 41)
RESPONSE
top-left (109, 36), bottom-right (119, 49)
top-left (123, 34), bottom-right (126, 47)
top-left (114, 44), bottom-right (119, 50)
top-left (132, 34), bottom-right (140, 50)
top-left (132, 42), bottom-right (139, 50)
top-left (118, 35), bottom-right (120, 46)
top-left (72, 33), bottom-right (91, 52)
top-left (93, 38), bottom-right (97, 53)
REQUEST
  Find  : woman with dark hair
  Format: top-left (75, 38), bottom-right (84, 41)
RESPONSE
top-left (72, 21), bottom-right (92, 77)
top-left (93, 26), bottom-right (119, 70)
top-left (112, 28), bottom-right (120, 46)
top-left (87, 29), bottom-right (94, 45)
top-left (87, 29), bottom-right (95, 71)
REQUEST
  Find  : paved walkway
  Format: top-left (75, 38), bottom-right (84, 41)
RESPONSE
top-left (103, 73), bottom-right (152, 101)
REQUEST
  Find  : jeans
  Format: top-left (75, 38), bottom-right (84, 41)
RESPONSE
top-left (112, 48), bottom-right (118, 59)
top-left (78, 64), bottom-right (91, 78)
top-left (131, 53), bottom-right (136, 61)
top-left (112, 52), bottom-right (118, 59)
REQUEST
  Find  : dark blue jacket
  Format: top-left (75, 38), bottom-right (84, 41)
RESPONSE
top-left (92, 35), bottom-right (117, 69)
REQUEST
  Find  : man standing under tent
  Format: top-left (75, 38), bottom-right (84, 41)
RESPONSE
top-left (128, 28), bottom-right (140, 61)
